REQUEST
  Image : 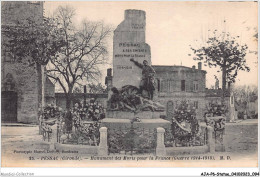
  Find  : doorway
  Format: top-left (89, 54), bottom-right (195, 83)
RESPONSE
top-left (2, 91), bottom-right (18, 122)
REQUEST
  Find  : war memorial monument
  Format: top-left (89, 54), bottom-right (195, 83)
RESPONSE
top-left (2, 4), bottom-right (257, 170)
top-left (39, 9), bottom-right (215, 156)
top-left (102, 10), bottom-right (171, 130)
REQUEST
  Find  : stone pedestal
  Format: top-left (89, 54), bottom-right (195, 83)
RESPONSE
top-left (106, 111), bottom-right (163, 119)
top-left (101, 118), bottom-right (171, 129)
top-left (98, 127), bottom-right (108, 156)
top-left (50, 123), bottom-right (58, 150)
top-left (156, 127), bottom-right (166, 156)
top-left (207, 126), bottom-right (215, 153)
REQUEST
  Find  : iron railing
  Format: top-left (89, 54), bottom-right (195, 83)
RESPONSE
top-left (108, 122), bottom-right (156, 155)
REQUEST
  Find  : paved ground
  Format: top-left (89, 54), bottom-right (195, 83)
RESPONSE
top-left (225, 119), bottom-right (258, 153)
top-left (1, 120), bottom-right (258, 167)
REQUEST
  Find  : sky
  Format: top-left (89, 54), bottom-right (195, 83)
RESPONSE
top-left (44, 1), bottom-right (258, 90)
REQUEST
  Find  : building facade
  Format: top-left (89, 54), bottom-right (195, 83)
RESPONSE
top-left (153, 62), bottom-right (206, 120)
top-left (1, 2), bottom-right (54, 123)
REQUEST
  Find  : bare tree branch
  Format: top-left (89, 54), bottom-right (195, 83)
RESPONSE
top-left (47, 6), bottom-right (112, 110)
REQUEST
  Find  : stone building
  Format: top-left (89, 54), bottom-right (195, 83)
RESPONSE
top-left (153, 62), bottom-right (206, 120)
top-left (1, 1), bottom-right (54, 123)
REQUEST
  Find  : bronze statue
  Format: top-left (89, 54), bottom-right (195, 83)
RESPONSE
top-left (108, 86), bottom-right (164, 112)
top-left (130, 58), bottom-right (156, 100)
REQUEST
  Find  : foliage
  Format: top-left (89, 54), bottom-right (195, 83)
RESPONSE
top-left (72, 101), bottom-right (105, 122)
top-left (205, 101), bottom-right (228, 117)
top-left (233, 85), bottom-right (257, 103)
top-left (233, 85), bottom-right (258, 117)
top-left (46, 6), bottom-right (113, 110)
top-left (108, 127), bottom-right (156, 154)
top-left (39, 104), bottom-right (64, 120)
top-left (59, 120), bottom-right (100, 145)
top-left (39, 104), bottom-right (64, 141)
top-left (190, 31), bottom-right (250, 96)
top-left (57, 100), bottom-right (104, 145)
top-left (173, 100), bottom-right (197, 123)
top-left (2, 16), bottom-right (64, 66)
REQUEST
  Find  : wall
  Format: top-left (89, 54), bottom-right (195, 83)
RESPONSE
top-left (2, 62), bottom-right (40, 123)
top-left (156, 96), bottom-right (206, 121)
top-left (154, 65), bottom-right (206, 93)
top-left (153, 65), bottom-right (207, 120)
top-left (55, 93), bottom-right (108, 111)
top-left (1, 2), bottom-right (44, 123)
top-left (45, 77), bottom-right (55, 105)
top-left (1, 1), bottom-right (43, 26)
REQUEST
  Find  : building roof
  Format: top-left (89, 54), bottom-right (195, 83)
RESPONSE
top-left (152, 65), bottom-right (207, 73)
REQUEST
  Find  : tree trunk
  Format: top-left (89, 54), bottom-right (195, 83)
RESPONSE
top-left (66, 94), bottom-right (72, 112)
top-left (66, 87), bottom-right (74, 112)
top-left (65, 94), bottom-right (73, 133)
top-left (41, 65), bottom-right (45, 111)
top-left (222, 66), bottom-right (227, 100)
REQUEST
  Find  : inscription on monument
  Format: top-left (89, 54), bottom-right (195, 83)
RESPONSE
top-left (116, 65), bottom-right (132, 69)
top-left (131, 23), bottom-right (145, 29)
top-left (113, 10), bottom-right (151, 88)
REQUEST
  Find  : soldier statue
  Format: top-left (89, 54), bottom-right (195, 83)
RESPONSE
top-left (130, 58), bottom-right (156, 100)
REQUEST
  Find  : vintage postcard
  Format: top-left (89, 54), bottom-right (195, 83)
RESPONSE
top-left (1, 1), bottom-right (258, 171)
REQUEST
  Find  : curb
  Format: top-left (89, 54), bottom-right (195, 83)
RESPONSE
top-left (1, 123), bottom-right (38, 127)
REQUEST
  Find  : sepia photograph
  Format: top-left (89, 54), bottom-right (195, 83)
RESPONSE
top-left (1, 0), bottom-right (258, 173)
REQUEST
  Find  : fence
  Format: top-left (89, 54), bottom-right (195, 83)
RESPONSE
top-left (39, 120), bottom-right (220, 155)
top-left (164, 125), bottom-right (207, 147)
top-left (39, 116), bottom-right (100, 146)
top-left (107, 122), bottom-right (157, 155)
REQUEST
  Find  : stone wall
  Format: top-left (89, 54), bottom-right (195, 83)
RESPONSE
top-left (45, 77), bottom-right (55, 105)
top-left (153, 65), bottom-right (207, 120)
top-left (2, 62), bottom-right (40, 123)
top-left (157, 96), bottom-right (206, 121)
top-left (1, 1), bottom-right (43, 26)
top-left (55, 93), bottom-right (108, 111)
top-left (154, 65), bottom-right (206, 93)
top-left (1, 1), bottom-right (51, 123)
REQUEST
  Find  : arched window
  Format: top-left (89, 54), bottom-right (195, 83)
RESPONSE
top-left (3, 73), bottom-right (16, 91)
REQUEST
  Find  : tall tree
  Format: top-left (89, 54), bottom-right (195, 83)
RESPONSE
top-left (46, 6), bottom-right (112, 111)
top-left (2, 8), bottom-right (65, 109)
top-left (191, 31), bottom-right (250, 98)
top-left (2, 15), bottom-right (64, 66)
